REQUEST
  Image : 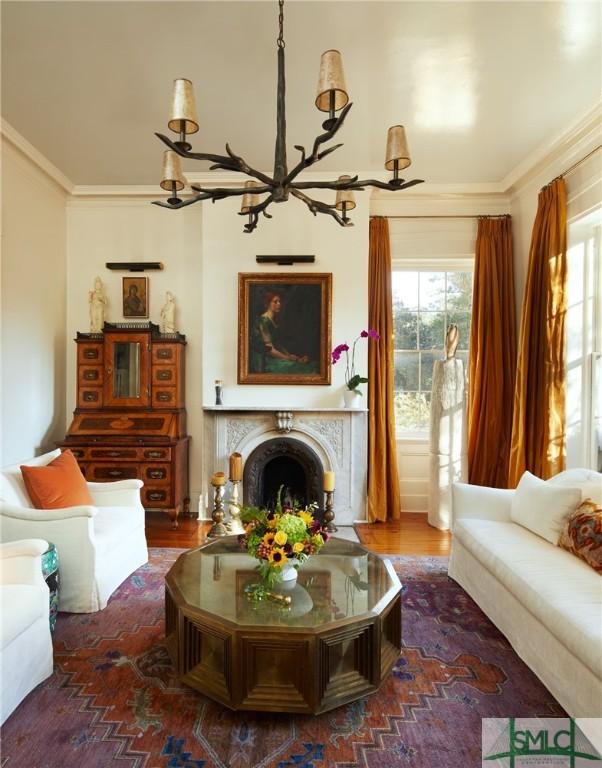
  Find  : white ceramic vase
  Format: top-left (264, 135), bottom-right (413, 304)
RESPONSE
top-left (280, 562), bottom-right (298, 583)
top-left (343, 389), bottom-right (362, 408)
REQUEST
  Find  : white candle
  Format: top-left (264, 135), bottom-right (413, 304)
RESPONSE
top-left (323, 471), bottom-right (335, 492)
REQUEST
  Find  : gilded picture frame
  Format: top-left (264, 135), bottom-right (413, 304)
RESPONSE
top-left (122, 276), bottom-right (149, 319)
top-left (238, 272), bottom-right (332, 385)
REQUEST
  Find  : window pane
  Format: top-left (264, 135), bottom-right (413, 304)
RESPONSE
top-left (420, 351), bottom-right (442, 391)
top-left (419, 272), bottom-right (445, 310)
top-left (394, 351), bottom-right (419, 391)
top-left (419, 312), bottom-right (446, 349)
top-left (446, 271), bottom-right (473, 310)
top-left (448, 311), bottom-right (471, 350)
top-left (419, 392), bottom-right (432, 430)
top-left (392, 271), bottom-right (419, 311)
top-left (566, 304), bottom-right (583, 364)
top-left (394, 392), bottom-right (428, 432)
top-left (394, 309), bottom-right (418, 349)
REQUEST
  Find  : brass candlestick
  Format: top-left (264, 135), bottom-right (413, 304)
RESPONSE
top-left (324, 489), bottom-right (337, 533)
top-left (207, 483), bottom-right (228, 538)
top-left (226, 479), bottom-right (245, 535)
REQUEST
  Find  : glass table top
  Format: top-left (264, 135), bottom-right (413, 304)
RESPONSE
top-left (167, 536), bottom-right (401, 629)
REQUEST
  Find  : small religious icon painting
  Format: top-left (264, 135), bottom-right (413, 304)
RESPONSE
top-left (237, 272), bottom-right (332, 385)
top-left (122, 276), bottom-right (148, 319)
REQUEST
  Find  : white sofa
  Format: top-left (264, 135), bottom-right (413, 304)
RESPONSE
top-left (0, 449), bottom-right (148, 613)
top-left (450, 468), bottom-right (602, 719)
top-left (0, 539), bottom-right (53, 724)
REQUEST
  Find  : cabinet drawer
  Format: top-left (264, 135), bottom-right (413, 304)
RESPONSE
top-left (78, 344), bottom-right (103, 364)
top-left (87, 464), bottom-right (139, 481)
top-left (143, 486), bottom-right (172, 507)
top-left (152, 367), bottom-right (176, 385)
top-left (143, 464), bottom-right (171, 484)
top-left (89, 447), bottom-right (140, 460)
top-left (78, 388), bottom-right (103, 408)
top-left (78, 366), bottom-right (103, 386)
top-left (152, 388), bottom-right (177, 407)
top-left (142, 447), bottom-right (172, 461)
top-left (152, 344), bottom-right (175, 364)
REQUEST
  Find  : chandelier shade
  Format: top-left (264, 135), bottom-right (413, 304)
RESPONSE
top-left (160, 150), bottom-right (185, 192)
top-left (335, 175), bottom-right (356, 211)
top-left (153, 0), bottom-right (423, 232)
top-left (315, 50), bottom-right (349, 112)
top-left (241, 180), bottom-right (261, 214)
top-left (168, 78), bottom-right (199, 135)
top-left (385, 125), bottom-right (411, 171)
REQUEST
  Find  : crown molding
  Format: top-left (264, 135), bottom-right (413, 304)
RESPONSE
top-left (1, 118), bottom-right (74, 193)
top-left (501, 101), bottom-right (602, 195)
top-left (6, 101), bottom-right (600, 205)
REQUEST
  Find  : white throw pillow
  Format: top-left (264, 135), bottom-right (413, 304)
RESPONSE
top-left (546, 468), bottom-right (602, 506)
top-left (511, 471), bottom-right (581, 545)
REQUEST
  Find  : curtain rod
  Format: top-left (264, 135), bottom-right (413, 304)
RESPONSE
top-left (560, 144), bottom-right (601, 178)
top-left (542, 145), bottom-right (601, 190)
top-left (371, 214), bottom-right (510, 220)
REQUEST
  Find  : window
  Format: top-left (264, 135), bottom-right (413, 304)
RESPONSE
top-left (566, 208), bottom-right (602, 470)
top-left (392, 269), bottom-right (473, 434)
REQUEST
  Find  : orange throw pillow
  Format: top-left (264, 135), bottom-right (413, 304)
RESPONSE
top-left (21, 450), bottom-right (93, 509)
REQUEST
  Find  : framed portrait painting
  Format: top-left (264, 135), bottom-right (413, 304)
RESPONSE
top-left (122, 276), bottom-right (148, 319)
top-left (238, 273), bottom-right (332, 385)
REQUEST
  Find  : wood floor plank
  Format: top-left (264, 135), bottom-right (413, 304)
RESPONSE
top-left (145, 511), bottom-right (450, 556)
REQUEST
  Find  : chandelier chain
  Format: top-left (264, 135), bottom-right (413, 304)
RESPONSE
top-left (277, 0), bottom-right (285, 48)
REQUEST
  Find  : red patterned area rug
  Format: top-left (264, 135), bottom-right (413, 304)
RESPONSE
top-left (0, 549), bottom-right (563, 768)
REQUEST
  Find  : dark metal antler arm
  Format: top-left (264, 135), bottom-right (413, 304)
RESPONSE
top-left (189, 183), bottom-right (273, 198)
top-left (155, 133), bottom-right (274, 187)
top-left (290, 188), bottom-right (350, 227)
top-left (239, 193), bottom-right (275, 233)
top-left (351, 177), bottom-right (425, 191)
top-left (291, 176), bottom-right (363, 191)
top-left (283, 102), bottom-right (353, 186)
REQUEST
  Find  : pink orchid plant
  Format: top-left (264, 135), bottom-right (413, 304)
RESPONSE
top-left (331, 329), bottom-right (380, 393)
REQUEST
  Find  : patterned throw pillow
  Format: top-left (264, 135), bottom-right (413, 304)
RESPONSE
top-left (558, 499), bottom-right (602, 574)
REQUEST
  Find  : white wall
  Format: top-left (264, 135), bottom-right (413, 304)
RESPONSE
top-left (1, 139), bottom-right (68, 465)
top-left (65, 199), bottom-right (203, 501)
top-left (201, 193), bottom-right (369, 407)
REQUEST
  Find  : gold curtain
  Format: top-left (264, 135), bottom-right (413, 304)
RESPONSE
top-left (368, 217), bottom-right (402, 522)
top-left (508, 178), bottom-right (568, 486)
top-left (468, 216), bottom-right (517, 487)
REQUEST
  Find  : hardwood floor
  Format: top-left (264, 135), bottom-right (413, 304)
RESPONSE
top-left (146, 510), bottom-right (451, 556)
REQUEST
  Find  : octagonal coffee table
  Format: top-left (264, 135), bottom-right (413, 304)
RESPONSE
top-left (165, 536), bottom-right (402, 714)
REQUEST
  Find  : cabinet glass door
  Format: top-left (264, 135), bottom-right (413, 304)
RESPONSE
top-left (113, 342), bottom-right (141, 398)
top-left (104, 332), bottom-right (150, 407)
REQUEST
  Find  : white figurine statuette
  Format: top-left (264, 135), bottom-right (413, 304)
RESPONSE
top-left (89, 276), bottom-right (107, 333)
top-left (160, 291), bottom-right (176, 333)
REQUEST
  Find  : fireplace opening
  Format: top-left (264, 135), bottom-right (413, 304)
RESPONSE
top-left (243, 437), bottom-right (323, 510)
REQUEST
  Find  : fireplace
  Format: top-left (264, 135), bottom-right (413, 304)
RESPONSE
top-left (243, 437), bottom-right (323, 509)
top-left (202, 407), bottom-right (368, 525)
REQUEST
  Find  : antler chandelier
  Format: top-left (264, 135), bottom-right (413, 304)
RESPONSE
top-left (154, 0), bottom-right (423, 232)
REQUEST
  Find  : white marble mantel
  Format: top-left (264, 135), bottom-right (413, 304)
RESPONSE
top-left (203, 406), bottom-right (368, 412)
top-left (201, 407), bottom-right (368, 524)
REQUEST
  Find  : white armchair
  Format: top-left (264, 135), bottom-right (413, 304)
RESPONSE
top-left (0, 538), bottom-right (53, 724)
top-left (0, 449), bottom-right (148, 613)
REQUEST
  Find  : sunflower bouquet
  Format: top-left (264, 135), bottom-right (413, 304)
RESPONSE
top-left (238, 490), bottom-right (328, 592)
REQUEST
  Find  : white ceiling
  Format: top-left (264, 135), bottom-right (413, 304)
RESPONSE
top-left (2, 1), bottom-right (600, 186)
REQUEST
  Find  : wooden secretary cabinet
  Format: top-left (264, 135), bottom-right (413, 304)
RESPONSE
top-left (59, 322), bottom-right (190, 528)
